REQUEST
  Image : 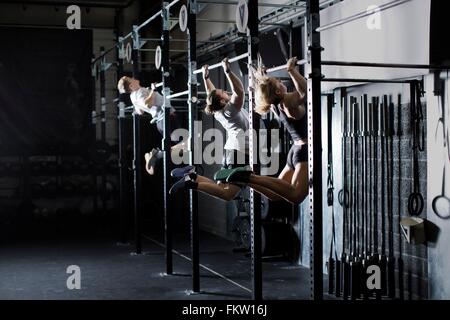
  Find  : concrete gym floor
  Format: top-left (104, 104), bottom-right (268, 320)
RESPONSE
top-left (0, 227), bottom-right (321, 300)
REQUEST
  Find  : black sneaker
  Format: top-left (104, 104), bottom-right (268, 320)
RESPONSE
top-left (171, 165), bottom-right (195, 178)
top-left (169, 174), bottom-right (198, 194)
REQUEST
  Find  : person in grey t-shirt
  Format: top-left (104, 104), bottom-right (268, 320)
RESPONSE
top-left (117, 76), bottom-right (187, 175)
top-left (169, 58), bottom-right (249, 201)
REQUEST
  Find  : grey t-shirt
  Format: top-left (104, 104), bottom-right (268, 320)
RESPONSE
top-left (213, 101), bottom-right (249, 152)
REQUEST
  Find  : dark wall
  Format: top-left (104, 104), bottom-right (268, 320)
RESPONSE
top-left (430, 0), bottom-right (450, 65)
top-left (0, 27), bottom-right (93, 156)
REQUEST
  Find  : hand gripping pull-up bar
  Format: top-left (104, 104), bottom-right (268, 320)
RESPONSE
top-left (265, 58), bottom-right (308, 73)
top-left (192, 53), bottom-right (249, 74)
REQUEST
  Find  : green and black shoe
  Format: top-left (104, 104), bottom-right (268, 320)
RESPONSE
top-left (226, 166), bottom-right (253, 184)
top-left (213, 168), bottom-right (235, 182)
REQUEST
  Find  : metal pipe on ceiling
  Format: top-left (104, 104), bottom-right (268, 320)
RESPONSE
top-left (1, 0), bottom-right (136, 9)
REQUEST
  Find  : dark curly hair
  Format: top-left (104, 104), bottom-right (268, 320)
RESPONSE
top-left (204, 89), bottom-right (225, 115)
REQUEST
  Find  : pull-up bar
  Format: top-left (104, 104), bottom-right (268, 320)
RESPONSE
top-left (265, 58), bottom-right (308, 73)
top-left (197, 0), bottom-right (304, 9)
top-left (154, 82), bottom-right (203, 89)
top-left (192, 53), bottom-right (249, 74)
top-left (322, 60), bottom-right (450, 70)
top-left (322, 78), bottom-right (415, 84)
top-left (141, 37), bottom-right (224, 44)
top-left (136, 0), bottom-right (180, 33)
top-left (266, 59), bottom-right (450, 74)
top-left (167, 90), bottom-right (190, 99)
top-left (167, 90), bottom-right (207, 99)
top-left (92, 0), bottom-right (180, 65)
top-left (316, 0), bottom-right (411, 33)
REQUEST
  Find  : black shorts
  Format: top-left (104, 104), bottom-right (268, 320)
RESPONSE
top-left (156, 113), bottom-right (181, 144)
top-left (222, 149), bottom-right (249, 169)
top-left (286, 144), bottom-right (308, 170)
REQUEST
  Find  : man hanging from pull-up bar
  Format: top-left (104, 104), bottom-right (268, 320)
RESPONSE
top-left (117, 76), bottom-right (187, 175)
top-left (169, 57), bottom-right (253, 201)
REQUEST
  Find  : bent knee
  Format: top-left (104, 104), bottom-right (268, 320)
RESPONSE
top-left (292, 190), bottom-right (308, 204)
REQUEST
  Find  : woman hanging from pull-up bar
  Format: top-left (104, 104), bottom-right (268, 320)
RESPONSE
top-left (117, 76), bottom-right (187, 175)
top-left (223, 56), bottom-right (309, 205)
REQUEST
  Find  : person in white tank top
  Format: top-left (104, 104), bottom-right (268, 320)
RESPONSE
top-left (117, 76), bottom-right (187, 175)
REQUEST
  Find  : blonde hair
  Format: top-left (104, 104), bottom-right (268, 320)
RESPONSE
top-left (254, 76), bottom-right (282, 115)
top-left (117, 76), bottom-right (132, 94)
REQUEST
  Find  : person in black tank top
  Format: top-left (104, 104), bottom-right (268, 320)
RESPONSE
top-left (226, 57), bottom-right (309, 205)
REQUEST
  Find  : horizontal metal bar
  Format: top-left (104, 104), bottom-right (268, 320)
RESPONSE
top-left (139, 48), bottom-right (187, 53)
top-left (142, 37), bottom-right (226, 44)
top-left (167, 90), bottom-right (207, 99)
top-left (196, 18), bottom-right (235, 23)
top-left (171, 98), bottom-right (192, 102)
top-left (155, 82), bottom-right (203, 88)
top-left (2, 0), bottom-right (135, 8)
top-left (166, 0), bottom-right (179, 9)
top-left (140, 62), bottom-right (185, 68)
top-left (167, 90), bottom-right (190, 99)
top-left (136, 11), bottom-right (162, 32)
top-left (197, 40), bottom-right (229, 44)
top-left (193, 53), bottom-right (249, 74)
top-left (92, 42), bottom-right (121, 64)
top-left (322, 78), bottom-right (413, 84)
top-left (92, 0), bottom-right (179, 64)
top-left (259, 21), bottom-right (289, 26)
top-left (193, 0), bottom-right (335, 57)
top-left (141, 37), bottom-right (188, 42)
top-left (190, 18), bottom-right (285, 26)
top-left (322, 60), bottom-right (450, 70)
top-left (197, 0), bottom-right (305, 9)
top-left (137, 0), bottom-right (180, 32)
top-left (265, 58), bottom-right (308, 73)
top-left (140, 38), bottom-right (162, 42)
top-left (316, 0), bottom-right (411, 32)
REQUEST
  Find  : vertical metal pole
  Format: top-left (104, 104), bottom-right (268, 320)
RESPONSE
top-left (100, 47), bottom-right (108, 215)
top-left (188, 0), bottom-right (200, 292)
top-left (306, 0), bottom-right (323, 300)
top-left (162, 2), bottom-right (173, 275)
top-left (118, 100), bottom-right (128, 243)
top-left (117, 35), bottom-right (128, 244)
top-left (115, 10), bottom-right (128, 244)
top-left (91, 56), bottom-right (98, 214)
top-left (247, 0), bottom-right (262, 301)
top-left (132, 25), bottom-right (142, 254)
